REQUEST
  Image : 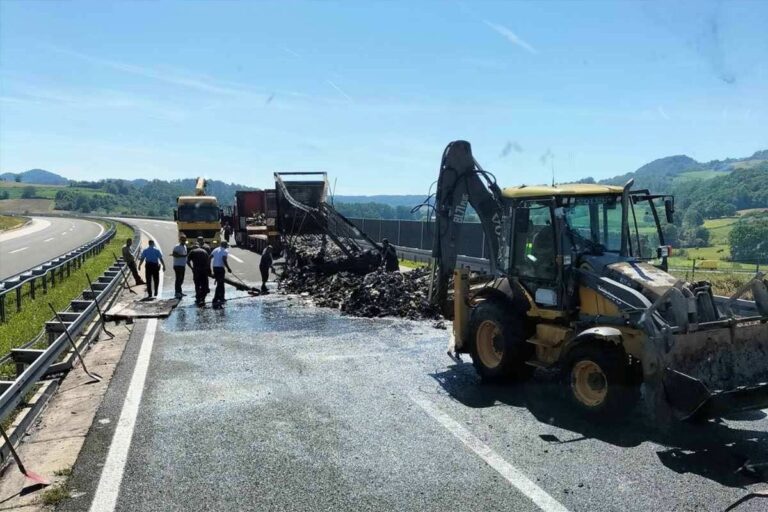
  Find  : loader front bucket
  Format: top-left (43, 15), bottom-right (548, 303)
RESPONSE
top-left (663, 368), bottom-right (768, 420)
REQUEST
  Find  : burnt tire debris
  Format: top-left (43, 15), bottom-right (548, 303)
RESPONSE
top-left (280, 236), bottom-right (441, 321)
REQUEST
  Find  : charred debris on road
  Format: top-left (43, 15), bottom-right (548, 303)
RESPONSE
top-left (279, 235), bottom-right (442, 322)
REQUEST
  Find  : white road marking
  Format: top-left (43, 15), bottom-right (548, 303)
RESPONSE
top-left (44, 237), bottom-right (55, 242)
top-left (61, 231), bottom-right (68, 236)
top-left (90, 233), bottom-right (165, 512)
top-left (89, 317), bottom-right (159, 512)
top-left (0, 217), bottom-right (51, 243)
top-left (9, 247), bottom-right (28, 254)
top-left (93, 221), bottom-right (105, 238)
top-left (410, 393), bottom-right (570, 512)
top-left (229, 253), bottom-right (244, 263)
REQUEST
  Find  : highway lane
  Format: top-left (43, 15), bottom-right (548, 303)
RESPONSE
top-left (61, 219), bottom-right (768, 512)
top-left (0, 216), bottom-right (104, 280)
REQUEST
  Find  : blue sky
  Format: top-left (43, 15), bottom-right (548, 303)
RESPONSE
top-left (1, 0), bottom-right (766, 194)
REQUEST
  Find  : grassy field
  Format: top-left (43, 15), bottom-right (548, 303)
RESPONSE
top-left (0, 182), bottom-right (111, 200)
top-left (674, 170), bottom-right (730, 182)
top-left (0, 215), bottom-right (26, 231)
top-left (0, 222), bottom-right (132, 376)
top-left (0, 198), bottom-right (56, 213)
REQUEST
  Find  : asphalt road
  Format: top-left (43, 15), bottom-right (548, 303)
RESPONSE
top-left (61, 219), bottom-right (768, 512)
top-left (0, 216), bottom-right (104, 280)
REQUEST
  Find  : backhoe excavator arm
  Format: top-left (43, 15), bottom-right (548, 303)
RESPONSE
top-left (195, 177), bottom-right (207, 196)
top-left (431, 141), bottom-right (506, 313)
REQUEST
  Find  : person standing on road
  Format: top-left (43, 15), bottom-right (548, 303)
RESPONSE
top-left (171, 234), bottom-right (188, 299)
top-left (187, 239), bottom-right (211, 306)
top-left (210, 240), bottom-right (232, 306)
top-left (122, 238), bottom-right (145, 286)
top-left (223, 222), bottom-right (233, 244)
top-left (380, 238), bottom-right (399, 272)
top-left (259, 245), bottom-right (276, 293)
top-left (138, 239), bottom-right (165, 299)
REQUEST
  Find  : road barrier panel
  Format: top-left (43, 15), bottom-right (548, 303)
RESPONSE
top-left (0, 221), bottom-right (141, 473)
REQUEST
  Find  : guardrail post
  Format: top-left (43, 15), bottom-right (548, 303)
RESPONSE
top-left (0, 296), bottom-right (5, 323)
top-left (420, 220), bottom-right (424, 250)
top-left (397, 220), bottom-right (401, 245)
top-left (42, 273), bottom-right (48, 294)
top-left (66, 261), bottom-right (71, 277)
top-left (51, 269), bottom-right (55, 288)
top-left (15, 287), bottom-right (21, 313)
top-left (30, 279), bottom-right (35, 300)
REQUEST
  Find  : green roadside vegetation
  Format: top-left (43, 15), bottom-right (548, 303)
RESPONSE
top-left (399, 258), bottom-right (428, 269)
top-left (0, 223), bottom-right (133, 372)
top-left (0, 215), bottom-right (26, 231)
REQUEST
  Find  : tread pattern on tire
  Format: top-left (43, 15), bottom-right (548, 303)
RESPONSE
top-left (468, 300), bottom-right (534, 383)
top-left (562, 341), bottom-right (640, 418)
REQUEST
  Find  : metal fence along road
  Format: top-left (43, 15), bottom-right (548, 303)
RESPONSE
top-left (0, 221), bottom-right (140, 468)
top-left (0, 221), bottom-right (117, 322)
top-left (347, 217), bottom-right (488, 259)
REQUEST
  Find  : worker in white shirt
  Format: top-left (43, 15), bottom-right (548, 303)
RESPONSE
top-left (210, 240), bottom-right (232, 307)
top-left (171, 234), bottom-right (189, 299)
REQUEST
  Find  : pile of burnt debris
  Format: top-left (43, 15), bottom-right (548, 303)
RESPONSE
top-left (280, 236), bottom-right (442, 321)
top-left (284, 235), bottom-right (381, 275)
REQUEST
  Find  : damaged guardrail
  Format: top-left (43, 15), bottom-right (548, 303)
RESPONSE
top-left (0, 220), bottom-right (117, 323)
top-left (0, 221), bottom-right (140, 469)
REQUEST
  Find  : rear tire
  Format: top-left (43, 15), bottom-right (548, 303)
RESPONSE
top-left (561, 342), bottom-right (639, 418)
top-left (468, 300), bottom-right (534, 383)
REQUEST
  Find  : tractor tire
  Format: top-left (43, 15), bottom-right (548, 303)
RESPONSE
top-left (468, 300), bottom-right (534, 383)
top-left (561, 341), bottom-right (640, 419)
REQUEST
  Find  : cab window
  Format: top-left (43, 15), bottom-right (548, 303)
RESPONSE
top-left (512, 202), bottom-right (557, 281)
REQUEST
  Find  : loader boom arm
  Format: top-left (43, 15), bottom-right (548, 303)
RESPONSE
top-left (431, 141), bottom-right (505, 311)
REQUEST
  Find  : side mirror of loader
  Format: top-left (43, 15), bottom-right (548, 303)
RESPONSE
top-left (664, 198), bottom-right (675, 224)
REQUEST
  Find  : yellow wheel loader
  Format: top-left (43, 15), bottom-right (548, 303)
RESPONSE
top-left (431, 140), bottom-right (768, 421)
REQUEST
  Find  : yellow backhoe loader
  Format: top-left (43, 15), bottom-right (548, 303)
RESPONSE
top-left (431, 140), bottom-right (768, 421)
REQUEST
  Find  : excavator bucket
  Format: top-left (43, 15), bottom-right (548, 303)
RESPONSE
top-left (661, 276), bottom-right (768, 419)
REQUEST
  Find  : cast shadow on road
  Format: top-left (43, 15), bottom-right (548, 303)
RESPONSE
top-left (431, 362), bottom-right (768, 490)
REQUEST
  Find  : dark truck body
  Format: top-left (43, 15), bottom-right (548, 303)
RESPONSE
top-left (275, 172), bottom-right (329, 236)
top-left (231, 189), bottom-right (281, 253)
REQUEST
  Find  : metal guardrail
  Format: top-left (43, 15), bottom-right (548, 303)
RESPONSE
top-left (0, 221), bottom-right (140, 466)
top-left (394, 246), bottom-right (760, 277)
top-left (0, 220), bottom-right (117, 322)
top-left (395, 245), bottom-right (491, 273)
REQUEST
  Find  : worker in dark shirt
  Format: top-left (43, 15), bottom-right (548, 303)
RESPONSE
top-left (380, 238), bottom-right (399, 272)
top-left (259, 245), bottom-right (276, 293)
top-left (121, 238), bottom-right (144, 286)
top-left (187, 238), bottom-right (211, 306)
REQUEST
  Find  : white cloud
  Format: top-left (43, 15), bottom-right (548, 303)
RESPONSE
top-left (482, 20), bottom-right (537, 54)
top-left (325, 80), bottom-right (353, 102)
top-left (43, 45), bottom-right (269, 100)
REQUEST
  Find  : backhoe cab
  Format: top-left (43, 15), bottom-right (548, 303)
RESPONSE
top-left (433, 140), bottom-right (768, 421)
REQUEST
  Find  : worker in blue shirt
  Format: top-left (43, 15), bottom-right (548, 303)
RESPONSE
top-left (138, 239), bottom-right (166, 299)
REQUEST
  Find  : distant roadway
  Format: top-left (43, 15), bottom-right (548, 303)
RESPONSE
top-left (0, 216), bottom-right (104, 280)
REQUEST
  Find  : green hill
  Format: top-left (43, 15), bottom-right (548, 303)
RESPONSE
top-left (0, 169), bottom-right (69, 185)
